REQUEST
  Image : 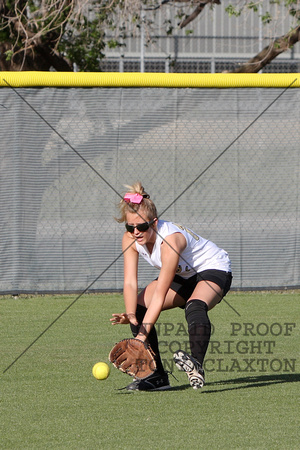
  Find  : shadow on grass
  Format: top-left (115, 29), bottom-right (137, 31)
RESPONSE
top-left (115, 373), bottom-right (300, 394)
top-left (202, 372), bottom-right (300, 394)
top-left (115, 384), bottom-right (191, 393)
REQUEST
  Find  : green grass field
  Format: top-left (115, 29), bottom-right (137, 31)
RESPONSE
top-left (1, 291), bottom-right (299, 449)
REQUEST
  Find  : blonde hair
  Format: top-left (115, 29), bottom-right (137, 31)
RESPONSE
top-left (116, 181), bottom-right (157, 223)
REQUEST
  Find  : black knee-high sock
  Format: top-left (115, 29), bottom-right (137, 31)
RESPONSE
top-left (185, 299), bottom-right (211, 366)
top-left (130, 304), bottom-right (165, 374)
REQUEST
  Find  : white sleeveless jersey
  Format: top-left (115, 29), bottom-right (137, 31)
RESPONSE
top-left (135, 220), bottom-right (231, 279)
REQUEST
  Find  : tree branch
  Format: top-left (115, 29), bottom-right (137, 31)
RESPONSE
top-left (231, 24), bottom-right (300, 73)
top-left (178, 0), bottom-right (221, 29)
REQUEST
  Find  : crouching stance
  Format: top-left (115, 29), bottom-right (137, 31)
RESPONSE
top-left (110, 182), bottom-right (232, 391)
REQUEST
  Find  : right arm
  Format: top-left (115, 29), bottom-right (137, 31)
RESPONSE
top-left (121, 232), bottom-right (139, 326)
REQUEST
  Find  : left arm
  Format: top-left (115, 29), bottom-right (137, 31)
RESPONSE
top-left (137, 232), bottom-right (187, 341)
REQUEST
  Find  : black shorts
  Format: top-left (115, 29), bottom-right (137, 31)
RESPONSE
top-left (169, 269), bottom-right (232, 306)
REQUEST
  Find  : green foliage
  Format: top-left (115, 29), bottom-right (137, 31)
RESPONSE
top-left (261, 11), bottom-right (273, 24)
top-left (0, 1), bottom-right (117, 70)
top-left (1, 0), bottom-right (300, 71)
top-left (3, 0), bottom-right (16, 8)
top-left (0, 29), bottom-right (11, 41)
top-left (164, 19), bottom-right (174, 35)
top-left (284, 0), bottom-right (298, 6)
top-left (227, 1), bottom-right (299, 26)
top-left (107, 38), bottom-right (123, 49)
top-left (225, 4), bottom-right (242, 17)
top-left (175, 8), bottom-right (186, 21)
top-left (247, 1), bottom-right (259, 12)
top-left (60, 20), bottom-right (107, 72)
top-left (4, 50), bottom-right (13, 61)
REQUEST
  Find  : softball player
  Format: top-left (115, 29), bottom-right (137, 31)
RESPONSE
top-left (111, 181), bottom-right (232, 391)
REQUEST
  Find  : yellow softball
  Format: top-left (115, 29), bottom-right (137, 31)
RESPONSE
top-left (92, 362), bottom-right (110, 380)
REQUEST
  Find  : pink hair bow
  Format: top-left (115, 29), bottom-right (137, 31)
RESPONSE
top-left (123, 193), bottom-right (144, 204)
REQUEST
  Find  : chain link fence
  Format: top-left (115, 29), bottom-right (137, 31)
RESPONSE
top-left (0, 85), bottom-right (299, 294)
top-left (100, 57), bottom-right (300, 74)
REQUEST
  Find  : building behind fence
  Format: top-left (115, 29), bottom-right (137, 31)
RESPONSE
top-left (99, 1), bottom-right (300, 73)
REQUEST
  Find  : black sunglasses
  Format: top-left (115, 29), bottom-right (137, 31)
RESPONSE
top-left (125, 219), bottom-right (155, 233)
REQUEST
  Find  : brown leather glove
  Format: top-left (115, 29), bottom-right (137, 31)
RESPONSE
top-left (109, 338), bottom-right (157, 379)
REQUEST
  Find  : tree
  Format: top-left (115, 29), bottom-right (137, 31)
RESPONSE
top-left (152, 0), bottom-right (300, 73)
top-left (0, 0), bottom-right (299, 72)
top-left (210, 1), bottom-right (300, 72)
top-left (0, 0), bottom-right (112, 71)
top-left (232, 24), bottom-right (300, 73)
